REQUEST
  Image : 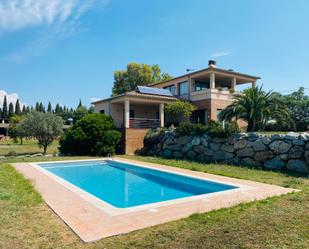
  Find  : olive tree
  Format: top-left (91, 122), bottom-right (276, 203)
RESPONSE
top-left (21, 112), bottom-right (63, 154)
top-left (8, 115), bottom-right (26, 144)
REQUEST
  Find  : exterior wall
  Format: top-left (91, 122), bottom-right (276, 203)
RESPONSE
top-left (124, 128), bottom-right (149, 155)
top-left (130, 104), bottom-right (159, 119)
top-left (110, 103), bottom-right (124, 128)
top-left (153, 75), bottom-right (189, 90)
top-left (93, 101), bottom-right (110, 115)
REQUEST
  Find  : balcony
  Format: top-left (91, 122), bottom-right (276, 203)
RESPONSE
top-left (129, 118), bottom-right (160, 128)
top-left (190, 88), bottom-right (235, 102)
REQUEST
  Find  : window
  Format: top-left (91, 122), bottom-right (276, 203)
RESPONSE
top-left (195, 81), bottom-right (208, 91)
top-left (163, 85), bottom-right (176, 95)
top-left (179, 81), bottom-right (189, 96)
top-left (100, 110), bottom-right (105, 114)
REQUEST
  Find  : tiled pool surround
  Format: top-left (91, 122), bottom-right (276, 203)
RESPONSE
top-left (13, 158), bottom-right (297, 242)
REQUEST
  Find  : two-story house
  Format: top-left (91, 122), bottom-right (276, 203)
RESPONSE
top-left (92, 60), bottom-right (260, 154)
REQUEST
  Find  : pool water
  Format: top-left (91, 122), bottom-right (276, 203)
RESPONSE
top-left (38, 160), bottom-right (237, 208)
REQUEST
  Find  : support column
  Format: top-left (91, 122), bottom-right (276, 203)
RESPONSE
top-left (210, 73), bottom-right (215, 89)
top-left (231, 77), bottom-right (236, 92)
top-left (159, 103), bottom-right (164, 128)
top-left (252, 81), bottom-right (256, 88)
top-left (124, 100), bottom-right (130, 128)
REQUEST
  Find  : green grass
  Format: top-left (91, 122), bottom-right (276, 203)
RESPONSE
top-left (0, 156), bottom-right (308, 248)
top-left (0, 139), bottom-right (59, 156)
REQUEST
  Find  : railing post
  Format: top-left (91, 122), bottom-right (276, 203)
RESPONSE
top-left (210, 73), bottom-right (215, 89)
top-left (159, 103), bottom-right (164, 128)
top-left (124, 100), bottom-right (130, 128)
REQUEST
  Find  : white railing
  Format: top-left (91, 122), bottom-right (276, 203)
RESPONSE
top-left (129, 118), bottom-right (160, 128)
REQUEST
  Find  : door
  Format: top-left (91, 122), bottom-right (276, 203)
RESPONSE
top-left (192, 109), bottom-right (207, 124)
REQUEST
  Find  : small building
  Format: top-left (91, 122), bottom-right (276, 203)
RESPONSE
top-left (92, 60), bottom-right (260, 154)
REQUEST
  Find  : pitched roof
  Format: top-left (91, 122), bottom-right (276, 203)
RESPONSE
top-left (149, 66), bottom-right (260, 86)
top-left (91, 89), bottom-right (177, 104)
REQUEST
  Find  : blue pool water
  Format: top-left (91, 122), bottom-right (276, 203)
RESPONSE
top-left (38, 161), bottom-right (237, 208)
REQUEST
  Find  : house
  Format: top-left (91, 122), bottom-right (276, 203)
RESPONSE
top-left (92, 60), bottom-right (260, 154)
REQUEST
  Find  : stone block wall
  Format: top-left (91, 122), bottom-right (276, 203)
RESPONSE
top-left (144, 131), bottom-right (309, 174)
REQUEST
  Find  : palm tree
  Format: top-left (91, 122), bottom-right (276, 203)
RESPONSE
top-left (219, 86), bottom-right (292, 132)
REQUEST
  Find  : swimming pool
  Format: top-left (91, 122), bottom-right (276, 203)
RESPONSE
top-left (38, 160), bottom-right (237, 208)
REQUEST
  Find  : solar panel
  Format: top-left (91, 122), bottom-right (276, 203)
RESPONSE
top-left (136, 86), bottom-right (173, 97)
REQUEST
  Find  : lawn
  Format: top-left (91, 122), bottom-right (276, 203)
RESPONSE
top-left (0, 139), bottom-right (59, 156)
top-left (0, 156), bottom-right (308, 249)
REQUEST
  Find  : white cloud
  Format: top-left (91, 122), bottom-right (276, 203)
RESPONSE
top-left (1, 0), bottom-right (109, 61)
top-left (0, 90), bottom-right (27, 109)
top-left (210, 50), bottom-right (232, 59)
top-left (0, 0), bottom-right (96, 32)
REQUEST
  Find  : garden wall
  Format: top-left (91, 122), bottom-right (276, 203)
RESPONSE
top-left (144, 130), bottom-right (309, 174)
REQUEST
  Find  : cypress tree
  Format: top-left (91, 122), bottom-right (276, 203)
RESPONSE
top-left (55, 104), bottom-right (61, 114)
top-left (77, 99), bottom-right (82, 109)
top-left (47, 102), bottom-right (52, 113)
top-left (35, 102), bottom-right (40, 112)
top-left (15, 99), bottom-right (22, 115)
top-left (2, 95), bottom-right (8, 119)
top-left (8, 102), bottom-right (14, 117)
top-left (22, 105), bottom-right (26, 114)
top-left (39, 102), bottom-right (45, 113)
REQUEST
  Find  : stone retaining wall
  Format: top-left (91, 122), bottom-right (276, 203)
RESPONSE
top-left (144, 131), bottom-right (309, 174)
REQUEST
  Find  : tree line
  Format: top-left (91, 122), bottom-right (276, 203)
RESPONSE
top-left (1, 97), bottom-right (93, 123)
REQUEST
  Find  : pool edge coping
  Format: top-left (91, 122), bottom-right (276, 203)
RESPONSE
top-left (11, 158), bottom-right (299, 242)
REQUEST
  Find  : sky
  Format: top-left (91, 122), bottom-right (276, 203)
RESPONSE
top-left (0, 0), bottom-right (309, 108)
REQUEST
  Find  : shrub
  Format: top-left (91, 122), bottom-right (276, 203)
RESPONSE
top-left (176, 121), bottom-right (239, 138)
top-left (59, 114), bottom-right (121, 156)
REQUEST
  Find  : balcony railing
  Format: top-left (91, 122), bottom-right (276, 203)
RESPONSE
top-left (129, 118), bottom-right (160, 128)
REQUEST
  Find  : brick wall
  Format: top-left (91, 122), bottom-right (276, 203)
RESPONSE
top-left (124, 128), bottom-right (149, 155)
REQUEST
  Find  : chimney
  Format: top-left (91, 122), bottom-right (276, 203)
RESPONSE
top-left (208, 60), bottom-right (217, 68)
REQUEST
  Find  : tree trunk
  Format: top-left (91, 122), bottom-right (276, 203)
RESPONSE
top-left (43, 145), bottom-right (47, 155)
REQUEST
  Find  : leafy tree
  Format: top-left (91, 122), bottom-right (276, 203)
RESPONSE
top-left (20, 112), bottom-right (63, 154)
top-left (112, 62), bottom-right (173, 96)
top-left (8, 102), bottom-right (14, 118)
top-left (73, 106), bottom-right (89, 122)
top-left (2, 95), bottom-right (8, 119)
top-left (161, 73), bottom-right (173, 81)
top-left (59, 113), bottom-right (121, 156)
top-left (15, 99), bottom-right (22, 115)
top-left (47, 102), bottom-right (53, 113)
top-left (278, 87), bottom-right (309, 131)
top-left (165, 100), bottom-right (197, 124)
top-left (219, 86), bottom-right (292, 132)
top-left (8, 115), bottom-right (26, 144)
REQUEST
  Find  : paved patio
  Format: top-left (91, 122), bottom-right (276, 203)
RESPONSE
top-left (12, 158), bottom-right (297, 242)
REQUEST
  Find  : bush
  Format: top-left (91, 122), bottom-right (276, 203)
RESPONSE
top-left (59, 114), bottom-right (121, 156)
top-left (143, 128), bottom-right (166, 147)
top-left (176, 121), bottom-right (239, 138)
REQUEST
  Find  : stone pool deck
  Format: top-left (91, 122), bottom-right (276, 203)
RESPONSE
top-left (12, 158), bottom-right (298, 242)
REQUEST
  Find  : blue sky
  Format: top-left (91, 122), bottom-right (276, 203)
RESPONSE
top-left (0, 0), bottom-right (309, 108)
